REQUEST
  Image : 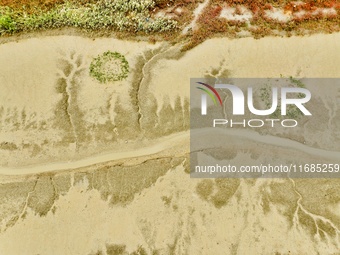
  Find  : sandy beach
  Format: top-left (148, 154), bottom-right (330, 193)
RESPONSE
top-left (0, 31), bottom-right (340, 254)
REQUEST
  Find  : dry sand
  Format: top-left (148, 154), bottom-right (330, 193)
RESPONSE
top-left (0, 32), bottom-right (340, 255)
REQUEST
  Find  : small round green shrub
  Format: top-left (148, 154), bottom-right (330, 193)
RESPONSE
top-left (89, 51), bottom-right (129, 83)
top-left (0, 14), bottom-right (16, 32)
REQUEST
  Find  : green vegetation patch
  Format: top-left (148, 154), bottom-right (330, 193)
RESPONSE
top-left (0, 7), bottom-right (17, 33)
top-left (90, 51), bottom-right (129, 83)
top-left (0, 0), bottom-right (177, 36)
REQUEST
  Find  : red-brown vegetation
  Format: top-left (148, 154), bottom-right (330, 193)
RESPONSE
top-left (0, 0), bottom-right (65, 12)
